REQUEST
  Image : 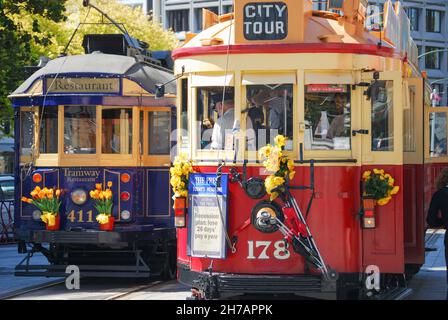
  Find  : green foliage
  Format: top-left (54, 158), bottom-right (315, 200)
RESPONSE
top-left (0, 0), bottom-right (66, 136)
top-left (364, 174), bottom-right (391, 200)
top-left (93, 198), bottom-right (113, 215)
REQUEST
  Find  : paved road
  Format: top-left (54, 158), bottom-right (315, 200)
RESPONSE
top-left (1, 230), bottom-right (446, 300)
top-left (0, 244), bottom-right (64, 298)
top-left (407, 229), bottom-right (447, 300)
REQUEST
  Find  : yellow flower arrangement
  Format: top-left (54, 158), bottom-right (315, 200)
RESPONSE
top-left (170, 153), bottom-right (193, 199)
top-left (21, 186), bottom-right (62, 226)
top-left (362, 169), bottom-right (400, 206)
top-left (259, 135), bottom-right (295, 201)
top-left (89, 182), bottom-right (114, 224)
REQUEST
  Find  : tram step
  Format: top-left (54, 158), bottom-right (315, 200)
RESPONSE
top-left (218, 274), bottom-right (323, 293)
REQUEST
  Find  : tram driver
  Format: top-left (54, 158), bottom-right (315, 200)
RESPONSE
top-left (209, 89), bottom-right (255, 150)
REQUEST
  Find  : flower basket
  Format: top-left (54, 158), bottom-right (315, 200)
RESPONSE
top-left (45, 213), bottom-right (60, 231)
top-left (362, 169), bottom-right (400, 206)
top-left (90, 183), bottom-right (114, 231)
top-left (99, 216), bottom-right (114, 231)
top-left (170, 153), bottom-right (193, 201)
top-left (22, 186), bottom-right (62, 230)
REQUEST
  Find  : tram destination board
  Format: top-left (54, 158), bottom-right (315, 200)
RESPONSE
top-left (187, 173), bottom-right (229, 259)
top-left (243, 2), bottom-right (288, 40)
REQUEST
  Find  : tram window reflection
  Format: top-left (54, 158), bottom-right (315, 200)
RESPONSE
top-left (64, 106), bottom-right (96, 154)
top-left (148, 111), bottom-right (171, 155)
top-left (196, 87), bottom-right (240, 150)
top-left (429, 112), bottom-right (447, 157)
top-left (371, 81), bottom-right (394, 151)
top-left (304, 85), bottom-right (351, 150)
top-left (39, 106), bottom-right (58, 153)
top-left (245, 84), bottom-right (293, 151)
top-left (101, 108), bottom-right (132, 154)
top-left (20, 111), bottom-right (35, 157)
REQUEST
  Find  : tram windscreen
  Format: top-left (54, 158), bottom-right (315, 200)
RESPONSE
top-left (64, 106), bottom-right (96, 154)
top-left (39, 106), bottom-right (58, 154)
top-left (148, 111), bottom-right (170, 155)
top-left (371, 81), bottom-right (394, 151)
top-left (245, 84), bottom-right (293, 151)
top-left (196, 87), bottom-right (237, 150)
top-left (101, 108), bottom-right (132, 154)
top-left (304, 85), bottom-right (351, 150)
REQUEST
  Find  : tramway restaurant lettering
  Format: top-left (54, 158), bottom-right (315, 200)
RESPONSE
top-left (64, 169), bottom-right (100, 182)
top-left (243, 2), bottom-right (288, 40)
top-left (45, 78), bottom-right (120, 94)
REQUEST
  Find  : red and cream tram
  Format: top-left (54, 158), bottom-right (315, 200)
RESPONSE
top-left (170, 0), bottom-right (440, 299)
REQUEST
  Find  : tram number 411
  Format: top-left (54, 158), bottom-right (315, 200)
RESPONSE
top-left (67, 210), bottom-right (94, 223)
top-left (247, 240), bottom-right (290, 260)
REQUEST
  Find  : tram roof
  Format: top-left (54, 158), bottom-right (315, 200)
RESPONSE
top-left (179, 17), bottom-right (393, 51)
top-left (11, 53), bottom-right (175, 97)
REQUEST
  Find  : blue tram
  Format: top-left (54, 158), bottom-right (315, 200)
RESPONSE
top-left (9, 33), bottom-right (177, 278)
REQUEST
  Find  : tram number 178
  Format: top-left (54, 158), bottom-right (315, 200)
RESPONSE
top-left (247, 240), bottom-right (290, 260)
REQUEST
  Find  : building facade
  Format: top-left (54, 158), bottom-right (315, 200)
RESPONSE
top-left (119, 0), bottom-right (448, 105)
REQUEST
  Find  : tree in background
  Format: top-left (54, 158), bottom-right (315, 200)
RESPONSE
top-left (1, 0), bottom-right (178, 135)
top-left (8, 0), bottom-right (178, 59)
top-left (0, 0), bottom-right (66, 135)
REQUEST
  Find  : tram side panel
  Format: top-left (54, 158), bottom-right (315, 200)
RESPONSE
top-left (178, 165), bottom-right (363, 275)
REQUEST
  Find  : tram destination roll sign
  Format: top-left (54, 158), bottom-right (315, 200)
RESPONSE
top-left (243, 2), bottom-right (288, 40)
top-left (188, 173), bottom-right (229, 259)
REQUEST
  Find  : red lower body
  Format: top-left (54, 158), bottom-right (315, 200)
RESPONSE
top-left (178, 164), bottom-right (426, 279)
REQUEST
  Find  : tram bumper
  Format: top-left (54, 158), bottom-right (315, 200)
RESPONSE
top-left (178, 264), bottom-right (337, 300)
top-left (30, 230), bottom-right (124, 245)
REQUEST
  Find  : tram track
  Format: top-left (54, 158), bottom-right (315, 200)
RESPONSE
top-left (1, 278), bottom-right (172, 300)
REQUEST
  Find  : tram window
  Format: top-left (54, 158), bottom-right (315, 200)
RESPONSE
top-left (20, 111), bottom-right (35, 156)
top-left (140, 112), bottom-right (143, 155)
top-left (196, 86), bottom-right (238, 150)
top-left (148, 111), bottom-right (171, 155)
top-left (101, 108), bottom-right (132, 154)
top-left (180, 78), bottom-right (189, 153)
top-left (64, 106), bottom-right (96, 154)
top-left (371, 81), bottom-right (394, 151)
top-left (404, 86), bottom-right (416, 152)
top-left (245, 84), bottom-right (293, 151)
top-left (39, 106), bottom-right (58, 153)
top-left (429, 112), bottom-right (447, 157)
top-left (304, 85), bottom-right (351, 150)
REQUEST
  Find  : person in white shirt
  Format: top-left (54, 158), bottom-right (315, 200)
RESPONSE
top-left (210, 91), bottom-right (254, 150)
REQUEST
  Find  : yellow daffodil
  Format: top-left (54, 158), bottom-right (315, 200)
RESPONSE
top-left (107, 181), bottom-right (113, 188)
top-left (96, 213), bottom-right (110, 224)
top-left (390, 186), bottom-right (400, 195)
top-left (96, 183), bottom-right (102, 191)
top-left (362, 171), bottom-right (371, 180)
top-left (274, 135), bottom-right (286, 148)
top-left (287, 159), bottom-right (295, 172)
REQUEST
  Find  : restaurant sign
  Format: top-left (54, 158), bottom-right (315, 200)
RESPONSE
top-left (45, 77), bottom-right (120, 94)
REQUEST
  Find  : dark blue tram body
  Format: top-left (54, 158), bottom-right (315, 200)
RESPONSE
top-left (9, 52), bottom-right (177, 278)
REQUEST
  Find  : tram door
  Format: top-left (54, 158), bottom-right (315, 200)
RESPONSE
top-left (140, 107), bottom-right (173, 220)
top-left (359, 71), bottom-right (409, 272)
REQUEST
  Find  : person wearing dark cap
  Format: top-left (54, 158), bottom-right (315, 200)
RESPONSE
top-left (210, 90), bottom-right (236, 150)
top-left (210, 89), bottom-right (254, 150)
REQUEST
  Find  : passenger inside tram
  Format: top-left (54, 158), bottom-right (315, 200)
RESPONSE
top-left (245, 84), bottom-right (293, 151)
top-left (304, 85), bottom-right (351, 150)
top-left (197, 87), bottom-right (255, 151)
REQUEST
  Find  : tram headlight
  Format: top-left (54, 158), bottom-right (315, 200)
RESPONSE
top-left (251, 201), bottom-right (284, 234)
top-left (71, 189), bottom-right (87, 205)
top-left (120, 210), bottom-right (131, 220)
top-left (32, 210), bottom-right (42, 221)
